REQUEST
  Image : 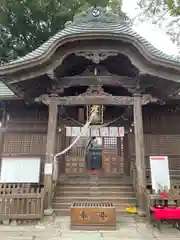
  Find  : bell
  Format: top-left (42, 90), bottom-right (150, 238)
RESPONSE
top-left (91, 112), bottom-right (101, 123)
top-left (87, 105), bottom-right (104, 124)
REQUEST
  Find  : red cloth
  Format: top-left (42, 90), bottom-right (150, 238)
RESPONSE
top-left (152, 207), bottom-right (180, 219)
top-left (160, 191), bottom-right (168, 199)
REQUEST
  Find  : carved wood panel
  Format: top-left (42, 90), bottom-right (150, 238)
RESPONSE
top-left (65, 156), bottom-right (85, 174)
top-left (103, 137), bottom-right (123, 174)
top-left (55, 132), bottom-right (66, 175)
top-left (65, 136), bottom-right (85, 173)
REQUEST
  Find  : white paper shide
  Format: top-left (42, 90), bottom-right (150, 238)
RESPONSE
top-left (66, 126), bottom-right (125, 137)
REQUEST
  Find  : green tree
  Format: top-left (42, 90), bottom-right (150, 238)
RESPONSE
top-left (0, 0), bottom-right (118, 64)
top-left (138, 0), bottom-right (180, 49)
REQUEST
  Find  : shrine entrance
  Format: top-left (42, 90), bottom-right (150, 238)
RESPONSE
top-left (85, 137), bottom-right (103, 174)
top-left (65, 126), bottom-right (125, 175)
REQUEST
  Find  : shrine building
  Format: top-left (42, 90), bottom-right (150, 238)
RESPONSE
top-left (0, 6), bottom-right (180, 215)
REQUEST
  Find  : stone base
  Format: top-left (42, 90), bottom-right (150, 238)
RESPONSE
top-left (2, 219), bottom-right (10, 225)
top-left (137, 208), bottom-right (146, 217)
top-left (44, 208), bottom-right (54, 216)
top-left (11, 220), bottom-right (18, 226)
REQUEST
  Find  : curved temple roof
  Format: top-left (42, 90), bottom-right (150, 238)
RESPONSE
top-left (0, 6), bottom-right (180, 70)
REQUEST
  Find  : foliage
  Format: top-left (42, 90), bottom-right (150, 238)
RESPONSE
top-left (0, 0), bottom-right (119, 64)
top-left (137, 0), bottom-right (180, 49)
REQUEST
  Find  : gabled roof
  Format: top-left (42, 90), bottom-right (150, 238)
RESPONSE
top-left (0, 6), bottom-right (180, 72)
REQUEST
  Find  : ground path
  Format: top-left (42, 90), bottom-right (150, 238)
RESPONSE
top-left (1, 215), bottom-right (180, 240)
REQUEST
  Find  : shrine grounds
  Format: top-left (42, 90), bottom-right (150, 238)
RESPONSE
top-left (0, 214), bottom-right (180, 240)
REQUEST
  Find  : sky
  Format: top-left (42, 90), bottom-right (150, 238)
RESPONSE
top-left (122, 0), bottom-right (179, 55)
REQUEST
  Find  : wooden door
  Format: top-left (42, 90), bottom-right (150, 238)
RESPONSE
top-left (103, 137), bottom-right (124, 174)
top-left (65, 136), bottom-right (126, 175)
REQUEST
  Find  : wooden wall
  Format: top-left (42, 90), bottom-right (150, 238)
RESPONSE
top-left (1, 101), bottom-right (180, 177)
top-left (128, 105), bottom-right (180, 171)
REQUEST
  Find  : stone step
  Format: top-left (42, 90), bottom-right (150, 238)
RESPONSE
top-left (55, 185), bottom-right (133, 193)
top-left (57, 181), bottom-right (132, 186)
top-left (53, 195), bottom-right (134, 200)
top-left (53, 175), bottom-right (134, 216)
top-left (58, 174), bottom-right (132, 182)
top-left (55, 191), bottom-right (133, 197)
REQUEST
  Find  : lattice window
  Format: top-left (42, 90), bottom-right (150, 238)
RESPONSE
top-left (3, 133), bottom-right (46, 155)
top-left (120, 137), bottom-right (124, 157)
top-left (104, 137), bottom-right (117, 149)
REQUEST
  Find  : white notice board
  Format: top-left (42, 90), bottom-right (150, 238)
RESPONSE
top-left (0, 157), bottom-right (41, 183)
top-left (150, 156), bottom-right (170, 192)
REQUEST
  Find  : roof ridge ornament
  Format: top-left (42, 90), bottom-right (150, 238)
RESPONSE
top-left (65, 6), bottom-right (131, 28)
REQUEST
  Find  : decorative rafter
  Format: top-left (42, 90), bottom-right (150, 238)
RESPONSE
top-left (75, 51), bottom-right (118, 64)
top-left (35, 90), bottom-right (158, 106)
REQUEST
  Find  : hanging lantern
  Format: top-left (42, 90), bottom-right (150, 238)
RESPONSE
top-left (86, 105), bottom-right (104, 124)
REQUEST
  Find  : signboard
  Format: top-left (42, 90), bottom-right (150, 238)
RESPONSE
top-left (66, 127), bottom-right (125, 137)
top-left (150, 156), bottom-right (170, 192)
top-left (0, 157), bottom-right (40, 183)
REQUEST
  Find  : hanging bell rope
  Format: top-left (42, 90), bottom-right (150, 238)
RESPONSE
top-left (53, 105), bottom-right (100, 175)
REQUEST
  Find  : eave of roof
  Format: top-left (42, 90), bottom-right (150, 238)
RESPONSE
top-left (0, 7), bottom-right (180, 73)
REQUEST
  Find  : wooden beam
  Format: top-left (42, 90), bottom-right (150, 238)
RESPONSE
top-left (57, 76), bottom-right (136, 89)
top-left (35, 93), bottom-right (158, 106)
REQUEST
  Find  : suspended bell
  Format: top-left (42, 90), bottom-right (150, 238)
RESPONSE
top-left (86, 105), bottom-right (104, 124)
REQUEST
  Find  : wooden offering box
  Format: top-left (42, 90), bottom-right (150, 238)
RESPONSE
top-left (71, 202), bottom-right (116, 230)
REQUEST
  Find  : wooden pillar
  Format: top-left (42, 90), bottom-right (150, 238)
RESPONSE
top-left (44, 100), bottom-right (58, 211)
top-left (133, 93), bottom-right (146, 215)
top-left (0, 109), bottom-right (7, 164)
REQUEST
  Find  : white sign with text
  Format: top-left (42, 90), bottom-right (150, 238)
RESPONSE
top-left (150, 156), bottom-right (170, 192)
top-left (0, 157), bottom-right (40, 183)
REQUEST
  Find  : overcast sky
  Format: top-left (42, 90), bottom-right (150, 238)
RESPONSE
top-left (122, 0), bottom-right (179, 55)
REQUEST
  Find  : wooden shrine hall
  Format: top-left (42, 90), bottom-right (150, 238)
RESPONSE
top-left (0, 6), bottom-right (180, 217)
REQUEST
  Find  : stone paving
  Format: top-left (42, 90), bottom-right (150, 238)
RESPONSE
top-left (0, 215), bottom-right (180, 240)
